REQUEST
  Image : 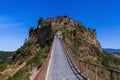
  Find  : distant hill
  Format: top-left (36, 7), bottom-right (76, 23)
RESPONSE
top-left (112, 53), bottom-right (120, 58)
top-left (102, 48), bottom-right (120, 53)
top-left (0, 51), bottom-right (13, 59)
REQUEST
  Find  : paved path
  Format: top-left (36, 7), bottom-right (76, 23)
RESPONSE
top-left (46, 37), bottom-right (85, 80)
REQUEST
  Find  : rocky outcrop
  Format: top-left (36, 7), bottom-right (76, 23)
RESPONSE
top-left (29, 25), bottom-right (53, 47)
top-left (30, 16), bottom-right (102, 52)
top-left (30, 16), bottom-right (82, 47)
top-left (13, 16), bottom-right (102, 62)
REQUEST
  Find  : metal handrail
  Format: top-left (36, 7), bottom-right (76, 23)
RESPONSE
top-left (61, 39), bottom-right (120, 80)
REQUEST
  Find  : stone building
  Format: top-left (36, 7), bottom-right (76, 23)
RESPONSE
top-left (55, 16), bottom-right (79, 27)
top-left (38, 16), bottom-right (81, 28)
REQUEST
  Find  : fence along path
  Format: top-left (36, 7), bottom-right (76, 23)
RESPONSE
top-left (61, 39), bottom-right (120, 80)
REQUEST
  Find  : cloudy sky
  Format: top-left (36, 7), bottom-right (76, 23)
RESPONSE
top-left (0, 0), bottom-right (120, 51)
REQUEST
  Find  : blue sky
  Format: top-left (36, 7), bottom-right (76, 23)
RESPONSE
top-left (0, 0), bottom-right (120, 51)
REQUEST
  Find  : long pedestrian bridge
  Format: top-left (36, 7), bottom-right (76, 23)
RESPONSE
top-left (30, 36), bottom-right (120, 80)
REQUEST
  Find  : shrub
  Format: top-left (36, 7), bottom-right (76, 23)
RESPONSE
top-left (88, 28), bottom-right (92, 30)
top-left (78, 25), bottom-right (87, 31)
top-left (38, 17), bottom-right (43, 24)
top-left (29, 27), bottom-right (34, 33)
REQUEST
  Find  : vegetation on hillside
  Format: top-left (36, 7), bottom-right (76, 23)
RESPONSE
top-left (12, 38), bottom-right (40, 64)
top-left (0, 59), bottom-right (13, 72)
top-left (9, 45), bottom-right (50, 80)
top-left (59, 25), bottom-right (120, 70)
top-left (0, 51), bottom-right (13, 72)
top-left (8, 19), bottom-right (53, 79)
top-left (0, 25), bottom-right (53, 79)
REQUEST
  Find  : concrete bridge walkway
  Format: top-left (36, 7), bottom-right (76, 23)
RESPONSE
top-left (45, 37), bottom-right (85, 80)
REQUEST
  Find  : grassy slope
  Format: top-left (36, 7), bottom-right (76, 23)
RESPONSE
top-left (60, 26), bottom-right (120, 70)
top-left (9, 45), bottom-right (50, 80)
top-left (0, 51), bottom-right (13, 73)
top-left (0, 37), bottom-right (51, 79)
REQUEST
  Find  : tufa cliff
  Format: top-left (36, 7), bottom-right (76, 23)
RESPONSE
top-left (13, 16), bottom-right (102, 61)
top-left (29, 16), bottom-right (103, 64)
top-left (31, 16), bottom-right (101, 49)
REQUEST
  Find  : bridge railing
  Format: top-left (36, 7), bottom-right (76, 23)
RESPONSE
top-left (30, 39), bottom-right (54, 80)
top-left (61, 39), bottom-right (120, 80)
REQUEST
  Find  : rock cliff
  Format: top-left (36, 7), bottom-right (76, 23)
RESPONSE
top-left (30, 16), bottom-right (101, 50)
top-left (13, 16), bottom-right (102, 62)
